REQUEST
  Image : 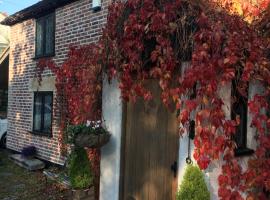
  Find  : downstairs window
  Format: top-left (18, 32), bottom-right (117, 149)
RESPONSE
top-left (33, 92), bottom-right (53, 136)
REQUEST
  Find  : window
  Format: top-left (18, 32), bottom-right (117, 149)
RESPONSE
top-left (231, 81), bottom-right (254, 156)
top-left (33, 92), bottom-right (53, 136)
top-left (35, 13), bottom-right (55, 58)
top-left (92, 0), bottom-right (101, 11)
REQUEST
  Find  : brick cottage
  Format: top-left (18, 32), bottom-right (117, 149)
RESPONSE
top-left (1, 0), bottom-right (109, 165)
top-left (1, 1), bottom-right (264, 200)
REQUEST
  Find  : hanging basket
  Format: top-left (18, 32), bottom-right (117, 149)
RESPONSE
top-left (74, 131), bottom-right (111, 148)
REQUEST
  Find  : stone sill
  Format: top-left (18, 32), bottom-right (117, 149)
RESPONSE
top-left (234, 148), bottom-right (255, 157)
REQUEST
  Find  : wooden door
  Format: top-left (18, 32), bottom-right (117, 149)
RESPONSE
top-left (122, 81), bottom-right (179, 200)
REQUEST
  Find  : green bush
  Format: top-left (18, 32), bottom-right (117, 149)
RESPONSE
top-left (176, 165), bottom-right (210, 200)
top-left (68, 147), bottom-right (93, 189)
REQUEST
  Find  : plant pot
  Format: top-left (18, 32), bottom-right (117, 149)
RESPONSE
top-left (74, 132), bottom-right (111, 148)
top-left (70, 187), bottom-right (95, 200)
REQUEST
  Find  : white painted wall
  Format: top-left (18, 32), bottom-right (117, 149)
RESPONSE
top-left (100, 77), bottom-right (123, 200)
top-left (177, 75), bottom-right (261, 199)
top-left (206, 83), bottom-right (231, 200)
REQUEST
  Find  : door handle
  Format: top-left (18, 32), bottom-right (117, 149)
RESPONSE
top-left (170, 161), bottom-right (178, 178)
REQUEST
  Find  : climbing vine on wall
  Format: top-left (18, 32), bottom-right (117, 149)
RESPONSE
top-left (37, 45), bottom-right (102, 198)
top-left (37, 0), bottom-right (270, 199)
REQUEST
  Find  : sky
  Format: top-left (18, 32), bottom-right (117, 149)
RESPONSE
top-left (0, 0), bottom-right (40, 15)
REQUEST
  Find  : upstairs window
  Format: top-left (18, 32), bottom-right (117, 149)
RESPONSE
top-left (33, 92), bottom-right (53, 136)
top-left (35, 13), bottom-right (55, 58)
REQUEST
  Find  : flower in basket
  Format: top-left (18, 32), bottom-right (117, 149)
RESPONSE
top-left (66, 121), bottom-right (111, 148)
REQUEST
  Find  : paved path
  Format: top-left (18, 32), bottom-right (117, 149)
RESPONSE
top-left (0, 149), bottom-right (68, 200)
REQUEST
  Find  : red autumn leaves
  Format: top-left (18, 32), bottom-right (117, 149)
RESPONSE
top-left (103, 0), bottom-right (270, 198)
top-left (36, 0), bottom-right (270, 199)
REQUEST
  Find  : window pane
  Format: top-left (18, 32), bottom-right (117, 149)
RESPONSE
top-left (234, 102), bottom-right (246, 148)
top-left (43, 94), bottom-right (52, 133)
top-left (45, 15), bottom-right (54, 55)
top-left (36, 19), bottom-right (43, 56)
top-left (33, 94), bottom-right (42, 131)
top-left (231, 78), bottom-right (248, 150)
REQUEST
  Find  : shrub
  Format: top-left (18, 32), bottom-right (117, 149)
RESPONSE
top-left (21, 146), bottom-right (36, 158)
top-left (177, 165), bottom-right (210, 200)
top-left (68, 147), bottom-right (93, 189)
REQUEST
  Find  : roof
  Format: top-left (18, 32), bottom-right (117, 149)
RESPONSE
top-left (0, 46), bottom-right (9, 65)
top-left (0, 0), bottom-right (79, 26)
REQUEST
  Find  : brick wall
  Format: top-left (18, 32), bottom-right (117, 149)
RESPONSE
top-left (7, 0), bottom-right (109, 165)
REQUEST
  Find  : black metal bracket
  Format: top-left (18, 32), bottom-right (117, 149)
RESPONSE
top-left (186, 120), bottom-right (195, 165)
top-left (170, 161), bottom-right (178, 178)
top-left (189, 120), bottom-right (195, 140)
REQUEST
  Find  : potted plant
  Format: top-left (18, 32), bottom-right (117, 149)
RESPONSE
top-left (21, 146), bottom-right (37, 159)
top-left (66, 120), bottom-right (111, 148)
top-left (68, 147), bottom-right (95, 200)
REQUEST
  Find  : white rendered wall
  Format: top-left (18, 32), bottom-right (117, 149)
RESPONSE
top-left (177, 70), bottom-right (261, 199)
top-left (100, 77), bottom-right (123, 200)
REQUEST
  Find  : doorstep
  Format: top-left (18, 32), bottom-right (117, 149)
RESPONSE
top-left (9, 154), bottom-right (45, 171)
top-left (43, 169), bottom-right (71, 188)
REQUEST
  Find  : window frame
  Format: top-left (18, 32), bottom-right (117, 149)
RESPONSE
top-left (35, 12), bottom-right (56, 59)
top-left (32, 91), bottom-right (53, 137)
top-left (231, 81), bottom-right (254, 157)
top-left (231, 93), bottom-right (248, 148)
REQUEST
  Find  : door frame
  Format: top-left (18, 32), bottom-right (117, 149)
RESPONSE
top-left (119, 101), bottom-right (127, 200)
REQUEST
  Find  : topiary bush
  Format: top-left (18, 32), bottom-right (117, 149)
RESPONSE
top-left (177, 165), bottom-right (210, 200)
top-left (68, 147), bottom-right (94, 189)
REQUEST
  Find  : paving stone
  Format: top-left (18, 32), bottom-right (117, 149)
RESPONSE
top-left (43, 170), bottom-right (71, 188)
top-left (0, 172), bottom-right (13, 177)
top-left (9, 154), bottom-right (45, 171)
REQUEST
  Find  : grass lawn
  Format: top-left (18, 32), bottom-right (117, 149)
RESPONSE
top-left (0, 149), bottom-right (69, 200)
